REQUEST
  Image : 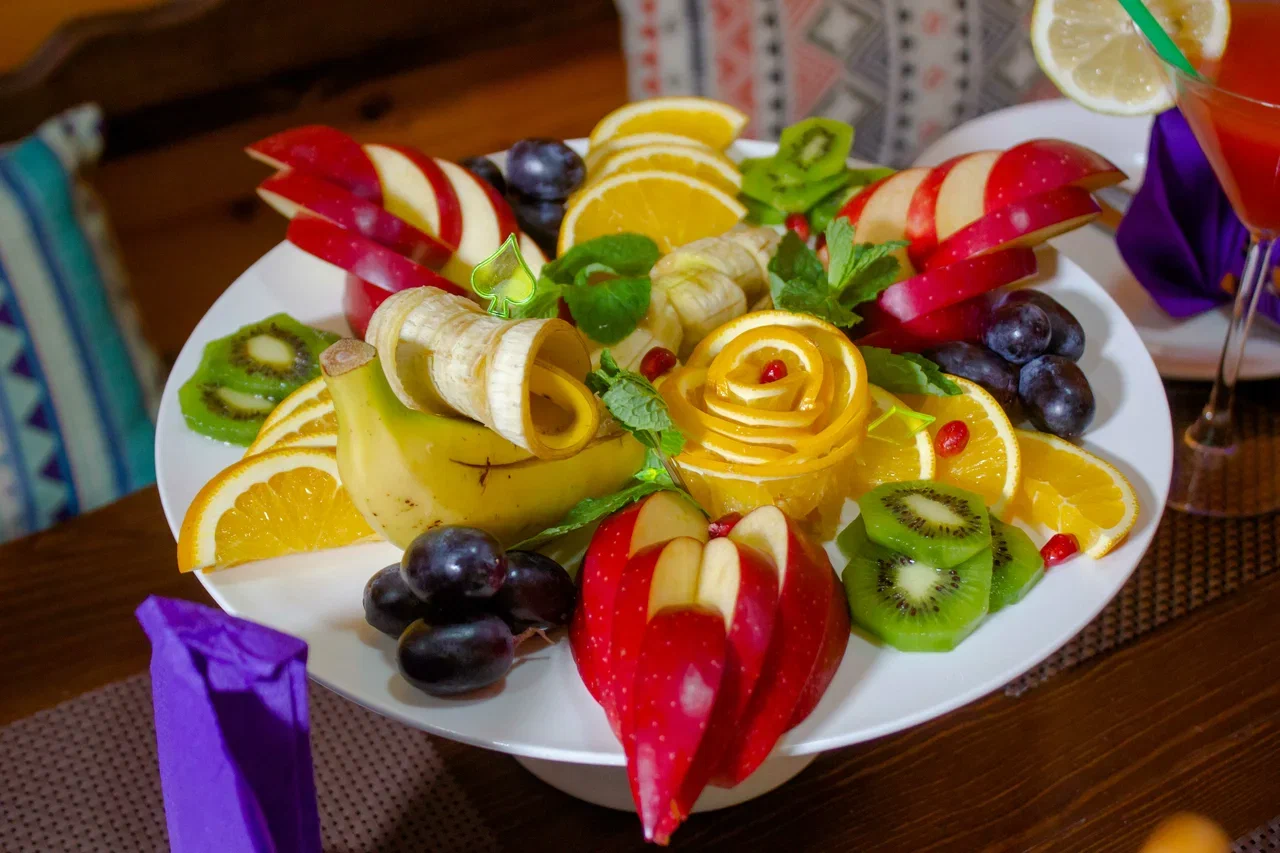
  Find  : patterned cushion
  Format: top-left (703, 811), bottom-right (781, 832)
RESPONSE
top-left (0, 105), bottom-right (164, 542)
top-left (614, 0), bottom-right (1058, 167)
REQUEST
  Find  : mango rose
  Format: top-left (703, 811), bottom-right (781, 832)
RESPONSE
top-left (660, 311), bottom-right (869, 533)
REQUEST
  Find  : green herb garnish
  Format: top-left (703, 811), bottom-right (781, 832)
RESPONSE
top-left (767, 219), bottom-right (907, 328)
top-left (858, 346), bottom-right (961, 396)
top-left (586, 350), bottom-right (686, 456)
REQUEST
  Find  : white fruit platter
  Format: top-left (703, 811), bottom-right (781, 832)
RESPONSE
top-left (157, 111), bottom-right (1173, 840)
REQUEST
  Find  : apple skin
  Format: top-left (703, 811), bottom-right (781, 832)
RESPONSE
top-left (833, 173), bottom-right (893, 229)
top-left (904, 154), bottom-right (965, 268)
top-left (570, 493), bottom-right (709, 735)
top-left (343, 274), bottom-right (399, 339)
top-left (246, 126), bottom-right (382, 204)
top-left (287, 216), bottom-right (466, 297)
top-left (789, 558), bottom-right (850, 727)
top-left (925, 185), bottom-right (1100, 271)
top-left (628, 605), bottom-right (727, 845)
top-left (258, 170), bottom-right (453, 269)
top-left (855, 294), bottom-right (992, 352)
top-left (436, 157), bottom-right (521, 284)
top-left (364, 144), bottom-right (464, 250)
top-left (712, 506), bottom-right (844, 787)
top-left (872, 246), bottom-right (1038, 324)
top-left (610, 537), bottom-right (704, 743)
top-left (984, 139), bottom-right (1126, 212)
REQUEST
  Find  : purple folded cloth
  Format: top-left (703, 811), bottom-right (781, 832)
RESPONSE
top-left (1116, 107), bottom-right (1280, 324)
top-left (136, 596), bottom-right (321, 853)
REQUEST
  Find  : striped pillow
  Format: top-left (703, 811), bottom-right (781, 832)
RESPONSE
top-left (0, 105), bottom-right (163, 542)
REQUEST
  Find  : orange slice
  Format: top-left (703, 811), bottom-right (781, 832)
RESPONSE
top-left (245, 399), bottom-right (336, 457)
top-left (258, 376), bottom-right (330, 433)
top-left (588, 97), bottom-right (748, 151)
top-left (558, 170), bottom-right (746, 254)
top-left (590, 144), bottom-right (741, 193)
top-left (848, 385), bottom-right (937, 497)
top-left (177, 447), bottom-right (376, 572)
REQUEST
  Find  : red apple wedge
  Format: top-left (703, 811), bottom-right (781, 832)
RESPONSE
top-left (713, 505), bottom-right (844, 787)
top-left (984, 139), bottom-right (1126, 211)
top-left (287, 216), bottom-right (466, 297)
top-left (904, 154), bottom-right (965, 267)
top-left (833, 173), bottom-right (892, 229)
top-left (835, 168), bottom-right (930, 279)
top-left (246, 126), bottom-right (382, 203)
top-left (925, 186), bottom-right (1100, 271)
top-left (363, 143), bottom-right (464, 251)
top-left (570, 492), bottom-right (708, 733)
top-left (258, 170), bottom-right (453, 269)
top-left (855, 294), bottom-right (992, 351)
top-left (610, 537), bottom-right (706, 740)
top-left (934, 150), bottom-right (1001, 242)
top-left (873, 246), bottom-right (1037, 324)
top-left (788, 560), bottom-right (850, 726)
top-left (628, 606), bottom-right (727, 845)
top-left (436, 157), bottom-right (521, 283)
top-left (343, 274), bottom-right (399, 339)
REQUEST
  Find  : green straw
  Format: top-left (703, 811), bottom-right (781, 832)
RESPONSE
top-left (1117, 0), bottom-right (1204, 79)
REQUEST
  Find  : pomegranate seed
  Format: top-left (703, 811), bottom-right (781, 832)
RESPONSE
top-left (935, 420), bottom-right (970, 457)
top-left (1040, 533), bottom-right (1080, 567)
top-left (816, 235), bottom-right (830, 267)
top-left (759, 359), bottom-right (788, 384)
top-left (708, 512), bottom-right (743, 539)
top-left (639, 346), bottom-right (678, 382)
top-left (785, 212), bottom-right (811, 241)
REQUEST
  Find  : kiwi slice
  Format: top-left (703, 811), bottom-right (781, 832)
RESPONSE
top-left (839, 517), bottom-right (992, 652)
top-left (740, 193), bottom-right (788, 226)
top-left (857, 480), bottom-right (992, 569)
top-left (988, 518), bottom-right (1045, 613)
top-left (742, 164), bottom-right (854, 213)
top-left (203, 314), bottom-right (338, 399)
top-left (179, 374), bottom-right (277, 445)
top-left (775, 117), bottom-right (854, 182)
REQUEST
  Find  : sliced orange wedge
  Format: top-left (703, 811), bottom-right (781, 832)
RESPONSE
top-left (588, 97), bottom-right (748, 151)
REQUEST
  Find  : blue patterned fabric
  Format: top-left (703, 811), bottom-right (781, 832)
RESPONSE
top-left (0, 105), bottom-right (162, 542)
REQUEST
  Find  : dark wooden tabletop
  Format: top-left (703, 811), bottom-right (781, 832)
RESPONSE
top-left (3, 23), bottom-right (1279, 852)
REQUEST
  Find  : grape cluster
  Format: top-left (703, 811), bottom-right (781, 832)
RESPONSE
top-left (926, 290), bottom-right (1096, 439)
top-left (363, 526), bottom-right (576, 697)
top-left (461, 139), bottom-right (586, 256)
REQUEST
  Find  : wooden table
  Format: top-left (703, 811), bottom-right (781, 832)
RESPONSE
top-left (4, 22), bottom-right (1280, 852)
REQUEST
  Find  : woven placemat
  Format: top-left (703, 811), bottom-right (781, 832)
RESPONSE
top-left (0, 675), bottom-right (499, 853)
top-left (1236, 818), bottom-right (1280, 852)
top-left (1005, 379), bottom-right (1280, 696)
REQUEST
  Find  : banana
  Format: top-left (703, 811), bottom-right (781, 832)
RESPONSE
top-left (322, 339), bottom-right (644, 549)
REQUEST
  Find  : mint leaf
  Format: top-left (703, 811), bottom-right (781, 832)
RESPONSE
top-left (859, 346), bottom-right (961, 396)
top-left (562, 273), bottom-right (650, 345)
top-left (827, 233), bottom-right (908, 308)
top-left (770, 231), bottom-right (825, 288)
top-left (587, 350), bottom-right (685, 453)
top-left (542, 234), bottom-right (659, 283)
top-left (775, 278), bottom-right (858, 327)
top-left (511, 481), bottom-right (672, 551)
top-left (508, 277), bottom-right (564, 320)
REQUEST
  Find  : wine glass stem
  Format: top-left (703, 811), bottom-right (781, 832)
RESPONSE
top-left (1186, 235), bottom-right (1275, 451)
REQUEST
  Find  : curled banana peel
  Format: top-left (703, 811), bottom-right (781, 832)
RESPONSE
top-left (366, 288), bottom-right (600, 460)
top-left (650, 225), bottom-right (782, 357)
top-left (660, 310), bottom-right (869, 534)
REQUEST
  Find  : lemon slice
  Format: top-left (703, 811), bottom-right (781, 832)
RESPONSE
top-left (584, 132), bottom-right (718, 172)
top-left (178, 447), bottom-right (377, 572)
top-left (558, 170), bottom-right (746, 255)
top-left (590, 144), bottom-right (741, 193)
top-left (900, 376), bottom-right (1020, 515)
top-left (588, 97), bottom-right (748, 151)
top-left (848, 385), bottom-right (937, 497)
top-left (1031, 0), bottom-right (1230, 115)
top-left (1011, 429), bottom-right (1139, 558)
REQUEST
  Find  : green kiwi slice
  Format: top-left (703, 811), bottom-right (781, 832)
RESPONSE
top-left (775, 117), bottom-right (854, 182)
top-left (203, 314), bottom-right (338, 399)
top-left (839, 516), bottom-right (992, 652)
top-left (857, 480), bottom-right (991, 569)
top-left (741, 164), bottom-right (853, 213)
top-left (179, 374), bottom-right (276, 445)
top-left (740, 193), bottom-right (789, 226)
top-left (988, 518), bottom-right (1045, 613)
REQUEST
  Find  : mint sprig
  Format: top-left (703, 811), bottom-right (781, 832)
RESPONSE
top-left (768, 220), bottom-right (907, 328)
top-left (585, 350), bottom-right (686, 456)
top-left (858, 346), bottom-right (960, 396)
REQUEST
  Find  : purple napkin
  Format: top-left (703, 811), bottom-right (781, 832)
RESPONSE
top-left (1117, 108), bottom-right (1280, 324)
top-left (136, 596), bottom-right (321, 853)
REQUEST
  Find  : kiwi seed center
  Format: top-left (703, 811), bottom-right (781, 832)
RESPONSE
top-left (207, 386), bottom-right (276, 419)
top-left (246, 334), bottom-right (298, 368)
top-left (900, 492), bottom-right (965, 527)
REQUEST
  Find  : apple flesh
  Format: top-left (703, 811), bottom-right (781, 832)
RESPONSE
top-left (934, 150), bottom-right (1001, 242)
top-left (628, 605), bottom-right (727, 845)
top-left (833, 173), bottom-right (893, 231)
top-left (286, 216), bottom-right (466, 297)
top-left (435, 157), bottom-right (521, 284)
top-left (904, 154), bottom-right (965, 268)
top-left (851, 167), bottom-right (930, 273)
top-left (570, 492), bottom-right (709, 734)
top-left (364, 143), bottom-right (464, 250)
top-left (872, 246), bottom-right (1038, 324)
top-left (713, 505), bottom-right (846, 787)
top-left (925, 186), bottom-right (1100, 271)
top-left (246, 125), bottom-right (382, 204)
top-left (257, 170), bottom-right (453, 269)
top-left (343, 274), bottom-right (399, 339)
top-left (984, 138), bottom-right (1126, 211)
top-left (611, 536), bottom-right (706, 741)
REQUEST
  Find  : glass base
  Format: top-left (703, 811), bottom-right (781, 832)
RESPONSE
top-left (1168, 385), bottom-right (1280, 517)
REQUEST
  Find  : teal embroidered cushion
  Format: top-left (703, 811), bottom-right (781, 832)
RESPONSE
top-left (0, 105), bottom-right (163, 541)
